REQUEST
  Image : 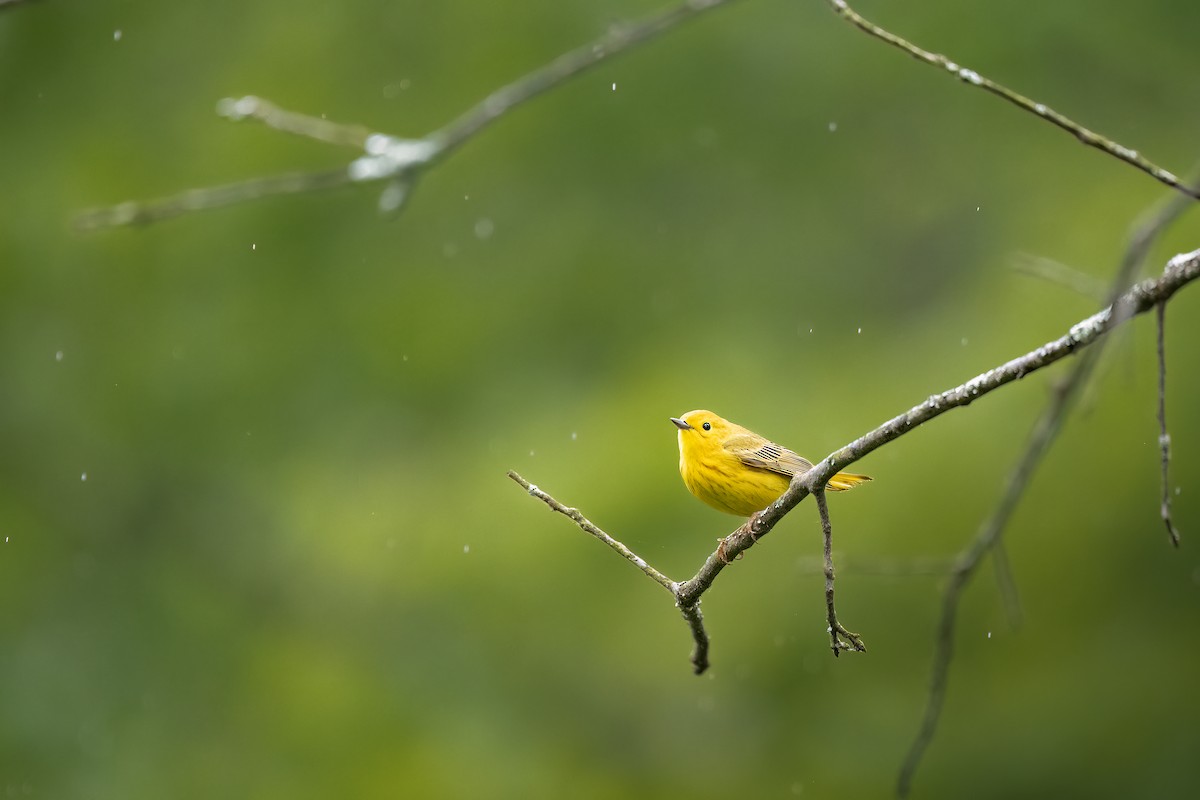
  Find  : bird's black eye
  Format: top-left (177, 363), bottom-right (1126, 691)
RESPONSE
top-left (702, 422), bottom-right (711, 431)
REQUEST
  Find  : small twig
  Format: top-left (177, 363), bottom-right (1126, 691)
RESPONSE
top-left (505, 470), bottom-right (716, 673)
top-left (216, 95), bottom-right (371, 148)
top-left (1156, 303), bottom-right (1181, 547)
top-left (75, 168), bottom-right (356, 230)
top-left (815, 489), bottom-right (865, 655)
top-left (679, 602), bottom-right (710, 675)
top-left (0, 0), bottom-right (41, 10)
top-left (506, 470), bottom-right (676, 591)
top-left (824, 0), bottom-right (1199, 202)
top-left (896, 183), bottom-right (1197, 798)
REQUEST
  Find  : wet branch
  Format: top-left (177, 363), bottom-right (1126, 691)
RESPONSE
top-left (77, 0), bottom-right (1197, 229)
top-left (896, 186), bottom-right (1196, 798)
top-left (76, 0), bottom-right (738, 230)
top-left (511, 248), bottom-right (1200, 674)
top-left (506, 470), bottom-right (714, 675)
top-left (824, 0), bottom-right (1199, 202)
top-left (507, 470), bottom-right (676, 592)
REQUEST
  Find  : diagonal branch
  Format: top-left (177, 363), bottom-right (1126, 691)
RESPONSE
top-left (75, 168), bottom-right (357, 229)
top-left (428, 0), bottom-right (741, 161)
top-left (506, 470), bottom-right (716, 674)
top-left (507, 470), bottom-right (676, 592)
top-left (895, 187), bottom-right (1196, 798)
top-left (824, 0), bottom-right (1200, 202)
top-left (76, 0), bottom-right (738, 230)
top-left (512, 248), bottom-right (1200, 674)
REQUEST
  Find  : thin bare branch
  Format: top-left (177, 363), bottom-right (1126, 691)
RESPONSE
top-left (76, 0), bottom-right (737, 230)
top-left (74, 168), bottom-right (356, 230)
top-left (506, 470), bottom-right (715, 673)
top-left (429, 0), bottom-right (739, 160)
top-left (791, 250), bottom-right (1200, 507)
top-left (506, 470), bottom-right (676, 591)
top-left (823, 0), bottom-right (1199, 202)
top-left (815, 489), bottom-right (865, 655)
top-left (896, 186), bottom-right (1196, 799)
top-left (216, 95), bottom-right (371, 148)
top-left (1156, 303), bottom-right (1181, 547)
top-left (513, 248), bottom-right (1200, 674)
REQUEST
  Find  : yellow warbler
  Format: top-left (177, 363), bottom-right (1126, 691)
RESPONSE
top-left (670, 409), bottom-right (871, 517)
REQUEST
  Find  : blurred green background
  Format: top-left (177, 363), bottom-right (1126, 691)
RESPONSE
top-left (3, 0), bottom-right (1199, 797)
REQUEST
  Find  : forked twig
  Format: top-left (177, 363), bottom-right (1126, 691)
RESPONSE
top-left (76, 0), bottom-right (739, 229)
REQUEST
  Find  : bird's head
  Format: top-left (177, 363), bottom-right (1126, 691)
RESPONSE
top-left (670, 409), bottom-right (731, 452)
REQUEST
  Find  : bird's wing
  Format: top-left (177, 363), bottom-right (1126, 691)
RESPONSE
top-left (724, 434), bottom-right (814, 478)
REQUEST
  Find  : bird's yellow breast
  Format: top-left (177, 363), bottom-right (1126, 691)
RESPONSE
top-left (678, 435), bottom-right (790, 517)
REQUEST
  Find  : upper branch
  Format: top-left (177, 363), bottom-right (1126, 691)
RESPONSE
top-left (429, 0), bottom-right (740, 161)
top-left (825, 0), bottom-right (1200, 201)
top-left (813, 249), bottom-right (1200, 478)
top-left (75, 0), bottom-right (737, 229)
top-left (683, 248), bottom-right (1200, 594)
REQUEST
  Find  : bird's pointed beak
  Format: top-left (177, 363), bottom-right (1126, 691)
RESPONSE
top-left (669, 417), bottom-right (692, 431)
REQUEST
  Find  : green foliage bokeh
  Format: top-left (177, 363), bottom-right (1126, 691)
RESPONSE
top-left (2, 0), bottom-right (1199, 797)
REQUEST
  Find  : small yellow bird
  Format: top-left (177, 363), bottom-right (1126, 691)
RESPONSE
top-left (670, 409), bottom-right (871, 517)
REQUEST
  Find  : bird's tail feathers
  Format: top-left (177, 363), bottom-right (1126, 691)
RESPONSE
top-left (826, 471), bottom-right (872, 492)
